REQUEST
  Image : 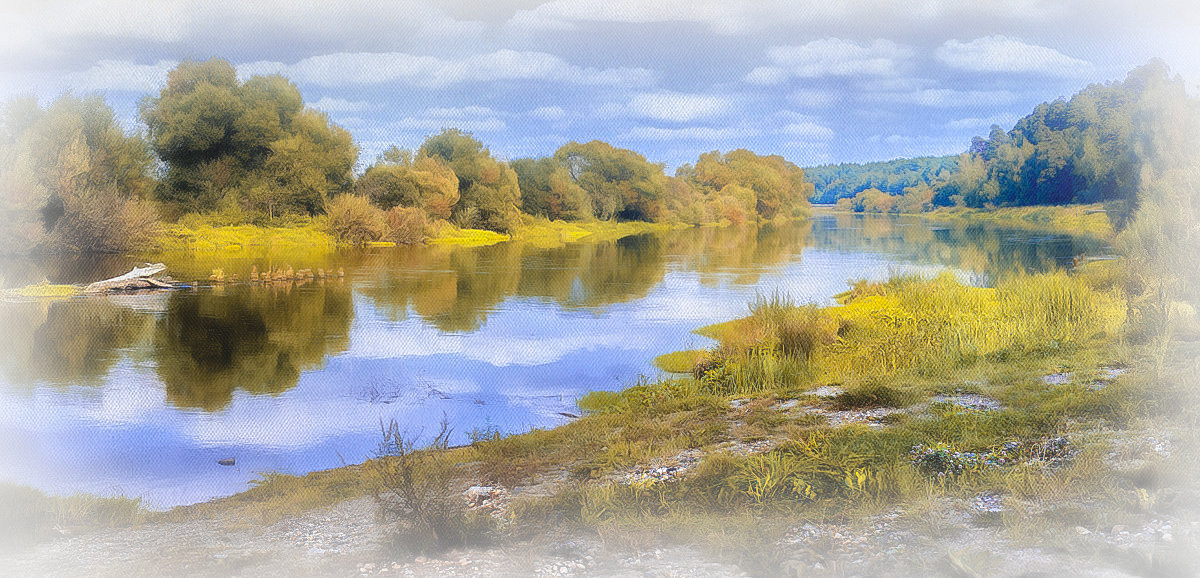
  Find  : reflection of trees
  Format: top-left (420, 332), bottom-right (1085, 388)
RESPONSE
top-left (0, 299), bottom-right (153, 387)
top-left (666, 221), bottom-right (812, 286)
top-left (153, 283), bottom-right (352, 411)
top-left (814, 214), bottom-right (1105, 279)
top-left (359, 235), bottom-right (671, 332)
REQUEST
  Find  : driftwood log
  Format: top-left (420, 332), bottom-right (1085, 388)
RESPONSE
top-left (83, 263), bottom-right (173, 293)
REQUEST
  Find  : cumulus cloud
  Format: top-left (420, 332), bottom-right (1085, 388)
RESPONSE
top-left (780, 121), bottom-right (835, 140)
top-left (866, 88), bottom-right (1016, 107)
top-left (63, 59), bottom-right (176, 92)
top-left (746, 38), bottom-right (913, 84)
top-left (945, 113), bottom-right (1022, 129)
top-left (788, 89), bottom-right (838, 108)
top-left (507, 0), bottom-right (754, 34)
top-left (309, 97), bottom-right (371, 113)
top-left (528, 106), bottom-right (566, 120)
top-left (936, 36), bottom-right (1092, 76)
top-left (627, 91), bottom-right (732, 122)
top-left (392, 106), bottom-right (506, 132)
top-left (238, 50), bottom-right (654, 88)
top-left (624, 126), bottom-right (757, 141)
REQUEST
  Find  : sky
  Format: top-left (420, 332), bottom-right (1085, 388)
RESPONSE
top-left (2, 0), bottom-right (1198, 171)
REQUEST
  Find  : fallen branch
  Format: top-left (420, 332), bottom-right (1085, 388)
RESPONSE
top-left (83, 263), bottom-right (172, 293)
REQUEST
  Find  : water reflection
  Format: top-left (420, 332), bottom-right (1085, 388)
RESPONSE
top-left (154, 283), bottom-right (353, 411)
top-left (0, 216), bottom-right (1111, 506)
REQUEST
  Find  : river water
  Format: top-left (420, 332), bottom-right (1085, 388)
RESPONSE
top-left (0, 214), bottom-right (1107, 508)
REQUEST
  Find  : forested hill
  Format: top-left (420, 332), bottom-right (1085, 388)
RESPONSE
top-left (830, 60), bottom-right (1192, 220)
top-left (804, 156), bottom-right (958, 204)
top-left (932, 61), bottom-right (1181, 211)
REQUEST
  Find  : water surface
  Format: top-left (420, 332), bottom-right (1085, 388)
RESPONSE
top-left (0, 215), bottom-right (1107, 507)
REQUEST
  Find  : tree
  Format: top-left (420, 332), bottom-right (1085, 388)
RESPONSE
top-left (356, 148), bottom-right (460, 219)
top-left (689, 149), bottom-right (813, 220)
top-left (139, 59), bottom-right (356, 218)
top-left (0, 94), bottom-right (156, 253)
top-left (419, 129), bottom-right (519, 232)
top-left (554, 140), bottom-right (666, 222)
top-left (511, 156), bottom-right (590, 221)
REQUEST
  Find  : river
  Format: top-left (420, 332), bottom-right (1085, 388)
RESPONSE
top-left (0, 214), bottom-right (1108, 508)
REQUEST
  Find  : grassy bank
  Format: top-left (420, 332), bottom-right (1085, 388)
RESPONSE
top-left (923, 204), bottom-right (1116, 239)
top-left (148, 261), bottom-right (1181, 555)
top-left (151, 216), bottom-right (701, 253)
top-left (817, 203), bottom-right (1117, 240)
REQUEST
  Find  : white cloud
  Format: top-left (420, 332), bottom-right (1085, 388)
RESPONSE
top-left (508, 0), bottom-right (754, 35)
top-left (238, 50), bottom-right (654, 88)
top-left (780, 121), bottom-right (835, 140)
top-left (936, 36), bottom-right (1092, 76)
top-left (788, 89), bottom-right (837, 108)
top-left (945, 113), bottom-right (1021, 129)
top-left (528, 106), bottom-right (566, 120)
top-left (744, 66), bottom-right (787, 85)
top-left (764, 38), bottom-right (913, 78)
top-left (392, 106), bottom-right (507, 132)
top-left (63, 59), bottom-right (176, 92)
top-left (505, 0), bottom-right (1074, 37)
top-left (628, 91), bottom-right (731, 122)
top-left (308, 97), bottom-right (370, 113)
top-left (866, 88), bottom-right (1016, 107)
top-left (624, 126), bottom-right (757, 141)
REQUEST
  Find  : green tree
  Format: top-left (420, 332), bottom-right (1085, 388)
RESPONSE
top-left (0, 94), bottom-right (156, 253)
top-left (554, 140), bottom-right (666, 222)
top-left (511, 156), bottom-right (591, 221)
top-left (355, 147), bottom-right (460, 219)
top-left (419, 129), bottom-right (520, 232)
top-left (140, 59), bottom-right (356, 219)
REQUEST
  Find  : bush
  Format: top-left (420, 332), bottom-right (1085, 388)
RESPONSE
top-left (325, 194), bottom-right (387, 245)
top-left (386, 206), bottom-right (427, 245)
top-left (373, 419), bottom-right (490, 552)
top-left (48, 193), bottom-right (160, 253)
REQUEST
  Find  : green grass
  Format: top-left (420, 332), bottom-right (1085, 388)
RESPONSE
top-left (653, 349), bottom-right (708, 373)
top-left (925, 203), bottom-right (1116, 239)
top-left (136, 254), bottom-right (1189, 569)
top-left (0, 484), bottom-right (146, 547)
top-left (10, 282), bottom-right (80, 298)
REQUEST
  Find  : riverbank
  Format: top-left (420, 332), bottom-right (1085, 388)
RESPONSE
top-left (813, 203), bottom-right (1117, 240)
top-left (150, 216), bottom-right (704, 254)
top-left (4, 254), bottom-right (1196, 575)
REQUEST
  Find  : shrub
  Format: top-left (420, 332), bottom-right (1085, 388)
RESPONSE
top-left (325, 194), bottom-right (387, 245)
top-left (832, 381), bottom-right (922, 409)
top-left (386, 206), bottom-right (427, 245)
top-left (373, 419), bottom-right (490, 552)
top-left (48, 193), bottom-right (160, 253)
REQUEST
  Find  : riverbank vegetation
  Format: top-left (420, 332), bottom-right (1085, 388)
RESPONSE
top-left (0, 59), bottom-right (812, 258)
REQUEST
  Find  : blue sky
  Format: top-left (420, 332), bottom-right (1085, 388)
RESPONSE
top-left (2, 0), bottom-right (1197, 171)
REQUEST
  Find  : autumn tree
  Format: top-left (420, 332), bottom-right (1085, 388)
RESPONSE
top-left (0, 94), bottom-right (157, 253)
top-left (139, 59), bottom-right (356, 219)
top-left (687, 149), bottom-right (813, 220)
top-left (510, 156), bottom-right (591, 221)
top-left (418, 129), bottom-right (520, 232)
top-left (554, 140), bottom-right (666, 222)
top-left (355, 146), bottom-right (460, 220)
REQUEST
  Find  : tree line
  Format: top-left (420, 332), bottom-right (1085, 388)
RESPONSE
top-left (0, 58), bottom-right (814, 253)
top-left (831, 61), bottom-right (1188, 222)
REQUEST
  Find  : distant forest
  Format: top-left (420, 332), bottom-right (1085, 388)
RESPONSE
top-left (805, 156), bottom-right (958, 204)
top-left (821, 60), bottom-right (1184, 220)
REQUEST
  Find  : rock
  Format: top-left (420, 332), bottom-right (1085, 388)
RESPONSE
top-left (1075, 526), bottom-right (1091, 535)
